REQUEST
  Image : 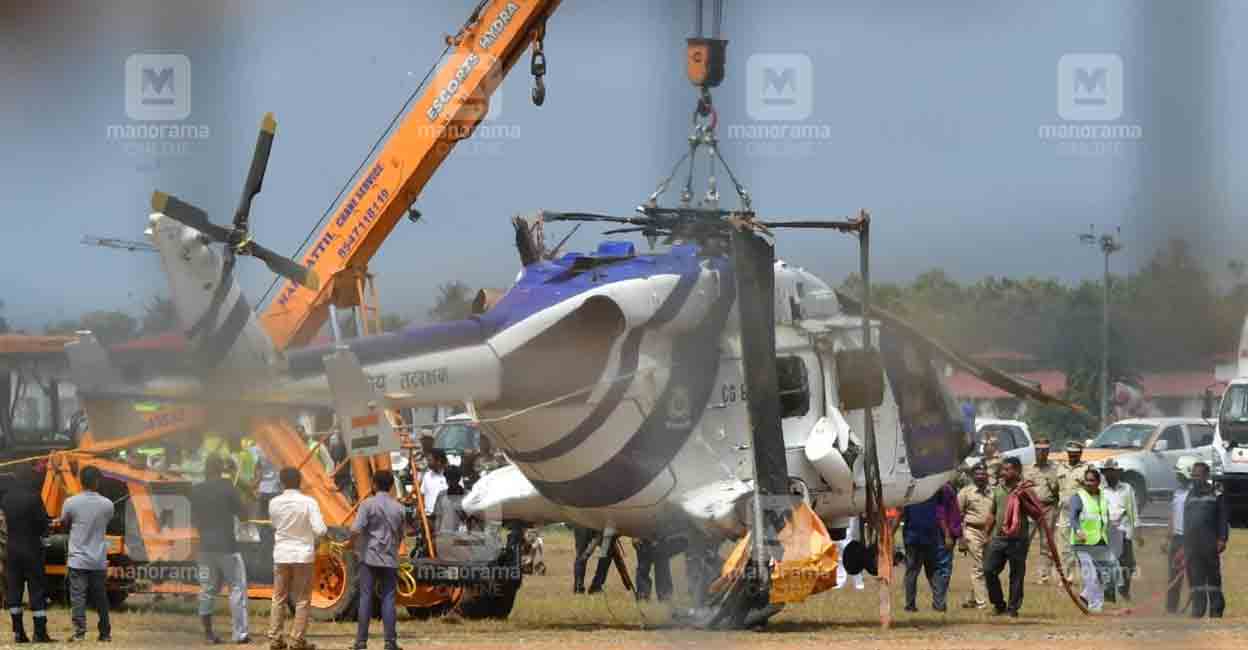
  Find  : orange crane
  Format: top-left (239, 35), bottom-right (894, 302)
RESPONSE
top-left (260, 0), bottom-right (561, 351)
top-left (39, 0), bottom-right (568, 621)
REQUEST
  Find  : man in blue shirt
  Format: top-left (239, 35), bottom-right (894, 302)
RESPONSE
top-left (348, 470), bottom-right (405, 650)
top-left (902, 488), bottom-right (951, 612)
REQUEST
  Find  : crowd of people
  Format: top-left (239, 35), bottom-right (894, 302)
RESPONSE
top-left (0, 426), bottom-right (1233, 647)
top-left (898, 437), bottom-right (1230, 617)
top-left (0, 425), bottom-right (468, 650)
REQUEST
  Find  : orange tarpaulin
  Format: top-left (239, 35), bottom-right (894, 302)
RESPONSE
top-left (713, 502), bottom-right (840, 604)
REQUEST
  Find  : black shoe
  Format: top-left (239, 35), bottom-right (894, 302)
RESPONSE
top-left (933, 604), bottom-right (947, 613)
top-left (1007, 610), bottom-right (1019, 618)
top-left (12, 613), bottom-right (29, 644)
top-left (903, 605), bottom-right (918, 613)
top-left (31, 618), bottom-right (55, 644)
top-left (383, 643), bottom-right (403, 650)
top-left (99, 635), bottom-right (112, 642)
top-left (68, 634), bottom-right (87, 644)
top-left (991, 608), bottom-right (1008, 616)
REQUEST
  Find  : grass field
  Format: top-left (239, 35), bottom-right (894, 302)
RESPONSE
top-left (19, 525), bottom-right (1248, 649)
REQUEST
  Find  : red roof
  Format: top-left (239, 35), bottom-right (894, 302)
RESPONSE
top-left (0, 335), bottom-right (74, 356)
top-left (947, 370), bottom-right (1067, 400)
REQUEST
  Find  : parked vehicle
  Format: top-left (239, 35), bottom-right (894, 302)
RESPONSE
top-left (1079, 417), bottom-right (1216, 503)
top-left (962, 418), bottom-right (1036, 469)
top-left (1210, 381), bottom-right (1248, 526)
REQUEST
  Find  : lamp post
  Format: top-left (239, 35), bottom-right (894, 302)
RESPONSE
top-left (1079, 226), bottom-right (1123, 430)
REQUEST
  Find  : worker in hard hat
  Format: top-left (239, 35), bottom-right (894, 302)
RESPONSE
top-left (1165, 456), bottom-right (1196, 614)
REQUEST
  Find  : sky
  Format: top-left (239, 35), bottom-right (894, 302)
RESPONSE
top-left (1, 1), bottom-right (1244, 331)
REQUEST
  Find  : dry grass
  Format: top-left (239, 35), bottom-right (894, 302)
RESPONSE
top-left (19, 525), bottom-right (1248, 649)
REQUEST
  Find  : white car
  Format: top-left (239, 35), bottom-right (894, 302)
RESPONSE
top-left (963, 418), bottom-right (1036, 469)
top-left (1082, 417), bottom-right (1216, 503)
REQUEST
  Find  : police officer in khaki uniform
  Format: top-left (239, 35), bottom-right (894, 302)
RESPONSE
top-left (957, 463), bottom-right (996, 608)
top-left (983, 435), bottom-right (1004, 486)
top-left (1056, 441), bottom-right (1090, 584)
top-left (1024, 438), bottom-right (1062, 584)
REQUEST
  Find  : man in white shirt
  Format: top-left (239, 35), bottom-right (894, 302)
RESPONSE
top-left (266, 467), bottom-right (327, 650)
top-left (1166, 457), bottom-right (1195, 614)
top-left (420, 450), bottom-right (449, 521)
top-left (1100, 460), bottom-right (1141, 602)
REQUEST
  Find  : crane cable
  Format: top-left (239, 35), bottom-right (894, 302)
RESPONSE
top-left (257, 0), bottom-right (492, 309)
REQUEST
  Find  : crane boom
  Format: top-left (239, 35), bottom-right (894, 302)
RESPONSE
top-left (259, 0), bottom-right (561, 350)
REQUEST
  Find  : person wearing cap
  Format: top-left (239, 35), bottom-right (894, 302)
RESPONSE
top-left (1183, 460), bottom-right (1229, 618)
top-left (1056, 441), bottom-right (1090, 585)
top-left (1024, 437), bottom-right (1061, 585)
top-left (1100, 458), bottom-right (1140, 602)
top-left (1164, 456), bottom-right (1196, 614)
top-left (957, 463), bottom-right (996, 609)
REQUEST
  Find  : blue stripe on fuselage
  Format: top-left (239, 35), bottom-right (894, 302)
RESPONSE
top-left (285, 244), bottom-right (709, 379)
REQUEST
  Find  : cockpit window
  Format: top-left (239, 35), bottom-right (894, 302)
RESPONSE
top-left (777, 356), bottom-right (810, 418)
top-left (433, 422), bottom-right (480, 451)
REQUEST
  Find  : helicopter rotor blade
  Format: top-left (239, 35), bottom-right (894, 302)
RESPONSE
top-left (151, 192), bottom-right (234, 243)
top-left (543, 211), bottom-right (642, 225)
top-left (245, 240), bottom-right (321, 290)
top-left (234, 112), bottom-right (277, 232)
top-left (834, 290), bottom-right (1084, 411)
top-left (760, 219), bottom-right (864, 232)
top-left (729, 228), bottom-right (791, 601)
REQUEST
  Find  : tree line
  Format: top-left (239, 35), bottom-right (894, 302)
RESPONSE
top-left (841, 238), bottom-right (1248, 441)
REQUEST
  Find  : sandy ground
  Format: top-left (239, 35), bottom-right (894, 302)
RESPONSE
top-left (12, 525), bottom-right (1245, 648)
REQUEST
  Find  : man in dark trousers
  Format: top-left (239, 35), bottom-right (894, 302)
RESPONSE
top-left (571, 524), bottom-right (594, 594)
top-left (55, 465), bottom-right (114, 642)
top-left (633, 539), bottom-right (672, 602)
top-left (349, 470), bottom-right (404, 650)
top-left (191, 454), bottom-right (250, 644)
top-left (983, 457), bottom-right (1031, 617)
top-left (1, 463), bottom-right (54, 643)
top-left (1183, 460), bottom-right (1229, 618)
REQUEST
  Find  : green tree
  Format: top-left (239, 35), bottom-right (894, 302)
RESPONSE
top-left (428, 282), bottom-right (473, 323)
top-left (0, 299), bottom-right (8, 334)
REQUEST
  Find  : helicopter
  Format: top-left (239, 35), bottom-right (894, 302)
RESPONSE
top-left (64, 29), bottom-right (1076, 627)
